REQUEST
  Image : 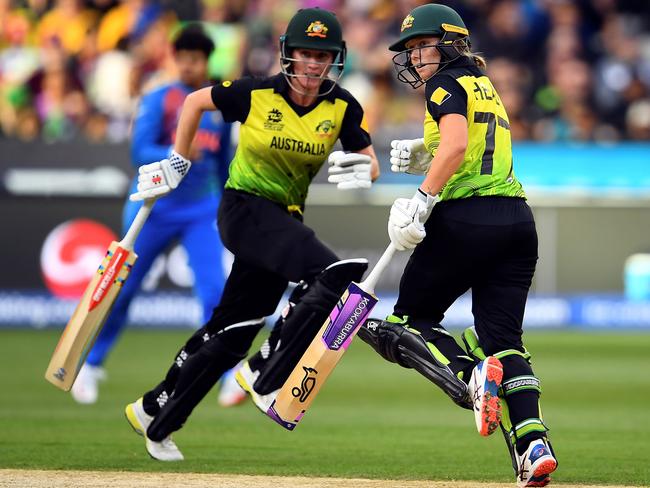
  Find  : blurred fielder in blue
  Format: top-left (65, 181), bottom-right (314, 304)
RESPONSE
top-left (72, 24), bottom-right (233, 405)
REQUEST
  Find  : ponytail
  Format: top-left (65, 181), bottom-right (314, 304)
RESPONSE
top-left (457, 41), bottom-right (487, 69)
top-left (470, 53), bottom-right (487, 69)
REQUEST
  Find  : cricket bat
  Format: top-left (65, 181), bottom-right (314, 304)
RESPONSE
top-left (44, 198), bottom-right (156, 391)
top-left (267, 243), bottom-right (397, 430)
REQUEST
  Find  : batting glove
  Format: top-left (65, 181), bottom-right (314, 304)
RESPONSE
top-left (327, 150), bottom-right (372, 190)
top-left (129, 150), bottom-right (192, 202)
top-left (390, 138), bottom-right (431, 175)
top-left (387, 189), bottom-right (438, 251)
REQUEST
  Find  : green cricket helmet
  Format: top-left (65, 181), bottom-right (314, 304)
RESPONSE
top-left (390, 4), bottom-right (470, 88)
top-left (280, 8), bottom-right (347, 96)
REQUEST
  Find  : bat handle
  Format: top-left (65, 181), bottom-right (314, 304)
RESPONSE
top-left (120, 198), bottom-right (156, 251)
top-left (359, 243), bottom-right (396, 294)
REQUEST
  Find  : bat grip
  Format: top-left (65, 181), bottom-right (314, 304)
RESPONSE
top-left (120, 198), bottom-right (156, 251)
top-left (359, 243), bottom-right (396, 294)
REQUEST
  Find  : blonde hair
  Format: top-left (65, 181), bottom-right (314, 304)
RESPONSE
top-left (457, 41), bottom-right (487, 69)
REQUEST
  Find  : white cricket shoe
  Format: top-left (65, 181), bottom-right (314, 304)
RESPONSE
top-left (235, 361), bottom-right (278, 413)
top-left (71, 363), bottom-right (106, 404)
top-left (516, 438), bottom-right (557, 487)
top-left (125, 397), bottom-right (184, 462)
top-left (125, 397), bottom-right (153, 436)
top-left (217, 365), bottom-right (248, 407)
top-left (468, 356), bottom-right (503, 436)
top-left (144, 436), bottom-right (184, 462)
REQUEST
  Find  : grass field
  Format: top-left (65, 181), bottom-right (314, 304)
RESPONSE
top-left (1, 329), bottom-right (649, 486)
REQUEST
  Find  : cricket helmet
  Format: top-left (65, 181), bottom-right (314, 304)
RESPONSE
top-left (280, 8), bottom-right (347, 96)
top-left (390, 4), bottom-right (470, 88)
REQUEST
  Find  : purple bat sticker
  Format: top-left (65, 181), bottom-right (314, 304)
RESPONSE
top-left (322, 283), bottom-right (377, 351)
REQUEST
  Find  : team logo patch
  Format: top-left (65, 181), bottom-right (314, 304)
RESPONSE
top-left (400, 14), bottom-right (414, 32)
top-left (315, 119), bottom-right (335, 137)
top-left (222, 80), bottom-right (232, 87)
top-left (264, 108), bottom-right (284, 131)
top-left (430, 87), bottom-right (452, 106)
top-left (306, 21), bottom-right (328, 38)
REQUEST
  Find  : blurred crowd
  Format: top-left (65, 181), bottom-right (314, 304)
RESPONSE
top-left (0, 0), bottom-right (649, 144)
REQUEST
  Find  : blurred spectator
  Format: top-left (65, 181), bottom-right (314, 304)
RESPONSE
top-left (26, 42), bottom-right (89, 141)
top-left (96, 0), bottom-right (147, 52)
top-left (36, 0), bottom-right (98, 56)
top-left (0, 0), bottom-right (649, 142)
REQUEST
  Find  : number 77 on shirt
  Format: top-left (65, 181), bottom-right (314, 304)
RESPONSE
top-left (267, 244), bottom-right (397, 430)
top-left (44, 199), bottom-right (156, 391)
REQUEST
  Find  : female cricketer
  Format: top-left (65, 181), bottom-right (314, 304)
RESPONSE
top-left (123, 8), bottom-right (380, 461)
top-left (357, 4), bottom-right (558, 487)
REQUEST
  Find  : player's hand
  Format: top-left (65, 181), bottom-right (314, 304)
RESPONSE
top-left (387, 189), bottom-right (438, 250)
top-left (390, 138), bottom-right (431, 175)
top-left (327, 150), bottom-right (372, 190)
top-left (129, 151), bottom-right (192, 201)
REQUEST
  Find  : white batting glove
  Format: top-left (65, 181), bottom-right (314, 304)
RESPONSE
top-left (387, 189), bottom-right (438, 251)
top-left (390, 138), bottom-right (431, 175)
top-left (327, 150), bottom-right (372, 190)
top-left (129, 151), bottom-right (192, 201)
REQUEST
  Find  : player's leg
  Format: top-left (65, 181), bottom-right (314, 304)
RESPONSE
top-left (213, 193), bottom-right (367, 397)
top-left (252, 257), bottom-right (369, 395)
top-left (245, 280), bottom-right (310, 379)
top-left (180, 210), bottom-right (245, 407)
top-left (358, 206), bottom-right (478, 407)
top-left (471, 211), bottom-right (557, 485)
top-left (73, 206), bottom-right (176, 404)
top-left (129, 257), bottom-right (286, 456)
top-left (181, 209), bottom-right (226, 323)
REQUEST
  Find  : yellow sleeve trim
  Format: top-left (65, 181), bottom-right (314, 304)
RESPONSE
top-left (360, 114), bottom-right (369, 133)
top-left (430, 87), bottom-right (451, 106)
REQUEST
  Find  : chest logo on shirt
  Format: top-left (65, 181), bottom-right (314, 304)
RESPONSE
top-left (306, 21), bottom-right (328, 38)
top-left (264, 108), bottom-right (284, 131)
top-left (315, 119), bottom-right (336, 138)
top-left (430, 87), bottom-right (452, 106)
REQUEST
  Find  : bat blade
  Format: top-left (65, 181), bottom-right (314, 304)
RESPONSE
top-left (267, 282), bottom-right (378, 430)
top-left (44, 242), bottom-right (137, 391)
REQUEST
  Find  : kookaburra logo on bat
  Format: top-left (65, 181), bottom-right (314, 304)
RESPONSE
top-left (292, 366), bottom-right (318, 402)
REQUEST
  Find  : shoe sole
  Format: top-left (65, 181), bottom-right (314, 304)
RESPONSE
top-left (124, 403), bottom-right (145, 437)
top-left (530, 458), bottom-right (558, 482)
top-left (526, 474), bottom-right (551, 487)
top-left (476, 357), bottom-right (503, 436)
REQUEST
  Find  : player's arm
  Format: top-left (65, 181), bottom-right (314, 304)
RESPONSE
top-left (419, 114), bottom-right (467, 196)
top-left (173, 87), bottom-right (217, 159)
top-left (387, 77), bottom-right (468, 250)
top-left (357, 145), bottom-right (380, 182)
top-left (328, 93), bottom-right (379, 189)
top-left (129, 87), bottom-right (215, 201)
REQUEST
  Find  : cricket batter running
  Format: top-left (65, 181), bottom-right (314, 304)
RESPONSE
top-left (124, 7), bottom-right (380, 461)
top-left (356, 4), bottom-right (558, 487)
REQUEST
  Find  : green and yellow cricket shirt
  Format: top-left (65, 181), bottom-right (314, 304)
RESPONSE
top-left (423, 58), bottom-right (525, 201)
top-left (211, 74), bottom-right (371, 208)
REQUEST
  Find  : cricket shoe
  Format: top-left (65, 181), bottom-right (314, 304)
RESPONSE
top-left (235, 361), bottom-right (278, 413)
top-left (71, 363), bottom-right (106, 404)
top-left (125, 398), bottom-right (183, 462)
top-left (468, 356), bottom-right (503, 436)
top-left (516, 438), bottom-right (557, 487)
top-left (217, 365), bottom-right (248, 407)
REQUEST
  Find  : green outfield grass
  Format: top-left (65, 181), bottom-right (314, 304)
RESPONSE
top-left (1, 329), bottom-right (649, 485)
